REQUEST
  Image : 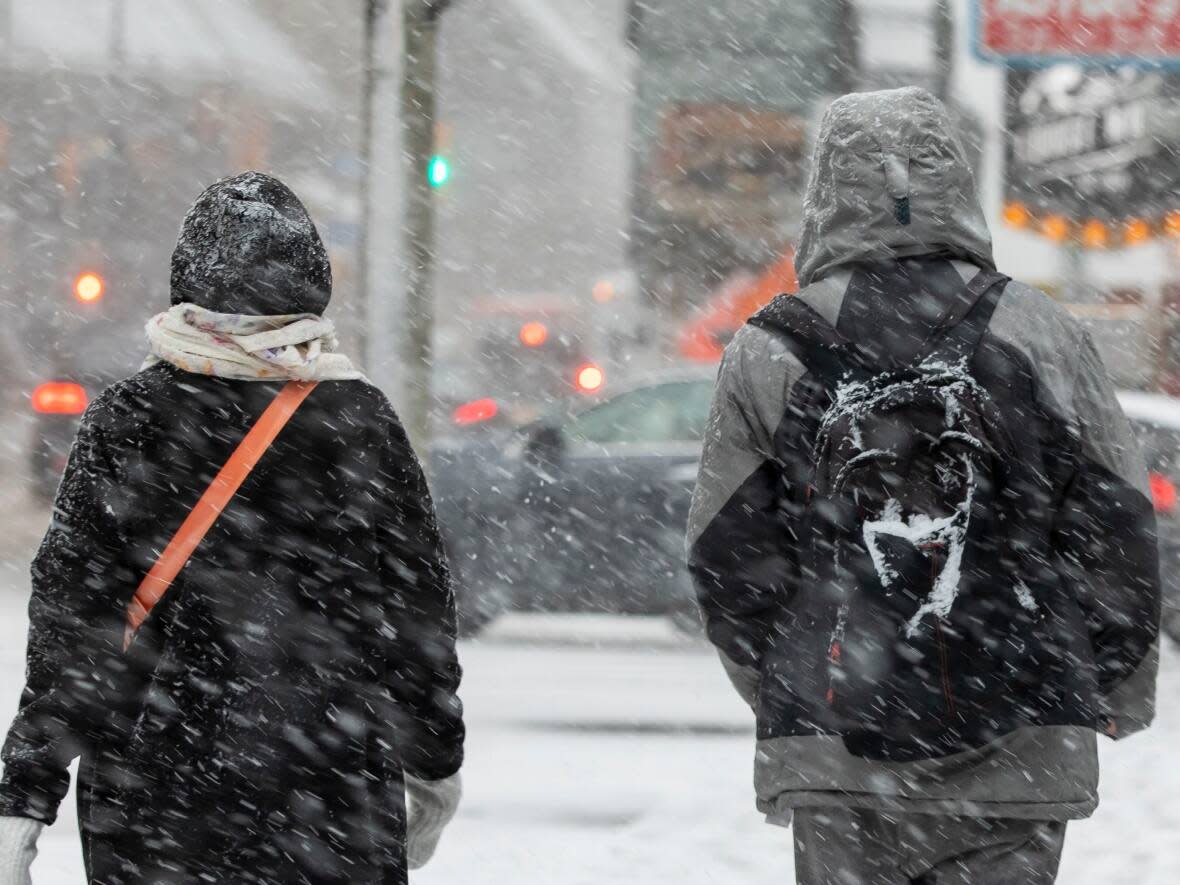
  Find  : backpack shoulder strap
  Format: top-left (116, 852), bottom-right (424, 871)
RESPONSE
top-left (748, 294), bottom-right (864, 384)
top-left (123, 379), bottom-right (319, 651)
top-left (923, 270), bottom-right (1010, 364)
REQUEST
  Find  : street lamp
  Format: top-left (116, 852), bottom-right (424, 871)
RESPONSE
top-left (74, 271), bottom-right (105, 303)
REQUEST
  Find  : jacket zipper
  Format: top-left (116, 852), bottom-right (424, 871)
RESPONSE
top-left (934, 619), bottom-right (956, 717)
top-left (923, 542), bottom-right (956, 717)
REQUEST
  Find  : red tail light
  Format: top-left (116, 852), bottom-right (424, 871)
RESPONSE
top-left (32, 382), bottom-right (88, 415)
top-left (452, 398), bottom-right (499, 426)
top-left (574, 362), bottom-right (605, 394)
top-left (1150, 472), bottom-right (1177, 514)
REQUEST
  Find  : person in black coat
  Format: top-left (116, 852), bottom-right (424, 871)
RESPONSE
top-left (0, 172), bottom-right (464, 884)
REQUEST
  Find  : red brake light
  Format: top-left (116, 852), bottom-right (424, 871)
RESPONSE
top-left (452, 398), bottom-right (499, 426)
top-left (1150, 472), bottom-right (1176, 514)
top-left (32, 382), bottom-right (88, 415)
top-left (574, 363), bottom-right (605, 394)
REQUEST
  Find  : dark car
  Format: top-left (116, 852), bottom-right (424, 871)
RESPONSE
top-left (1116, 392), bottom-right (1180, 644)
top-left (430, 371), bottom-right (715, 633)
top-left (30, 380), bottom-right (91, 502)
top-left (435, 376), bottom-right (1180, 642)
top-left (28, 312), bottom-right (141, 503)
top-left (29, 361), bottom-right (132, 503)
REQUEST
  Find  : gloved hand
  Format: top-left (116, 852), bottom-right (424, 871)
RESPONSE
top-left (405, 772), bottom-right (461, 871)
top-left (0, 816), bottom-right (43, 885)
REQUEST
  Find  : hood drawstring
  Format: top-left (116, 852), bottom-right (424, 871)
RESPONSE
top-left (883, 153), bottom-right (912, 226)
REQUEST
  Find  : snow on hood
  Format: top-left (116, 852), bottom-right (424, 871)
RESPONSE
top-left (794, 87), bottom-right (995, 287)
top-left (170, 172), bottom-right (332, 317)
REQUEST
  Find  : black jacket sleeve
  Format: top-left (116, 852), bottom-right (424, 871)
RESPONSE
top-left (687, 326), bottom-right (801, 705)
top-left (373, 403), bottom-right (464, 780)
top-left (0, 399), bottom-right (129, 823)
top-left (1052, 334), bottom-right (1160, 737)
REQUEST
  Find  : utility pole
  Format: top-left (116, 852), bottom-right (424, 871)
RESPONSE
top-left (399, 0), bottom-right (452, 450)
top-left (358, 0), bottom-right (453, 450)
top-left (0, 0), bottom-right (12, 60)
top-left (932, 0), bottom-right (954, 103)
top-left (1062, 240), bottom-right (1088, 302)
top-left (110, 0), bottom-right (126, 65)
top-left (830, 0), bottom-right (860, 94)
top-left (105, 0), bottom-right (130, 290)
top-left (358, 0), bottom-right (379, 364)
top-left (359, 0), bottom-right (401, 387)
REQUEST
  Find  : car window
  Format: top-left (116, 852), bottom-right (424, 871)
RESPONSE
top-left (1131, 419), bottom-right (1180, 476)
top-left (564, 380), bottom-right (714, 445)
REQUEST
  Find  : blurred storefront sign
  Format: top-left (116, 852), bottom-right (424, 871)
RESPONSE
top-left (647, 103), bottom-right (807, 243)
top-left (997, 49), bottom-right (1180, 388)
top-left (1003, 65), bottom-right (1180, 242)
top-left (630, 99), bottom-right (809, 313)
top-left (626, 0), bottom-right (840, 312)
top-left (974, 0), bottom-right (1180, 66)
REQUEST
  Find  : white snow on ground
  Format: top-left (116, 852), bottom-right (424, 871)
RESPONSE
top-left (0, 582), bottom-right (1175, 882)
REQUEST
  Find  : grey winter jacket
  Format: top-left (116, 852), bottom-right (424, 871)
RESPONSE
top-left (687, 88), bottom-right (1160, 823)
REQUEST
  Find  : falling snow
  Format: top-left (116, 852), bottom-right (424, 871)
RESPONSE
top-left (0, 1), bottom-right (1178, 883)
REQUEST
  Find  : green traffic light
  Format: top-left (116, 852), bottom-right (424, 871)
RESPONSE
top-left (427, 155), bottom-right (450, 187)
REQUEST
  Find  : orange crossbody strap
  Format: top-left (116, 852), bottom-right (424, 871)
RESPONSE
top-left (123, 380), bottom-right (318, 652)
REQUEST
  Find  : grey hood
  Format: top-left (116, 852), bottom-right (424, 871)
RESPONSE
top-left (795, 87), bottom-right (995, 287)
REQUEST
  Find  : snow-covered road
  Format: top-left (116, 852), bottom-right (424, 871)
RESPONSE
top-left (0, 568), bottom-right (1176, 883)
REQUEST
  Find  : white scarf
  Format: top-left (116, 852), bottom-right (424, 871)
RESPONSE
top-left (144, 303), bottom-right (365, 382)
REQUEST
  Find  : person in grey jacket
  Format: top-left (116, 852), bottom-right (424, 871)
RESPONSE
top-left (688, 87), bottom-right (1160, 884)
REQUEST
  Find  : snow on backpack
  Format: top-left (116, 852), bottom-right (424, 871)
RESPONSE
top-left (750, 270), bottom-right (1057, 762)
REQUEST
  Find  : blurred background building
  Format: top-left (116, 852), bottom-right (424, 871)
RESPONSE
top-left (3, 0), bottom-right (1180, 492)
top-left (0, 0), bottom-right (359, 388)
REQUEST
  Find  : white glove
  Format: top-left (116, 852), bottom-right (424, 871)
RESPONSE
top-left (0, 816), bottom-right (43, 885)
top-left (405, 772), bottom-right (461, 871)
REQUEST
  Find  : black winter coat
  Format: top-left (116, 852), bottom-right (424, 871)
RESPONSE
top-left (0, 363), bottom-right (464, 884)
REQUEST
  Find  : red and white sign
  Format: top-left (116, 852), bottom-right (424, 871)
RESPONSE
top-left (976, 1), bottom-right (1180, 62)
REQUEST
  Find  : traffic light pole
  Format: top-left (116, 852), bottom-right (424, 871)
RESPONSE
top-left (933, 0), bottom-right (954, 103)
top-left (359, 0), bottom-right (453, 452)
top-left (399, 0), bottom-right (453, 452)
top-left (0, 0), bottom-right (11, 58)
top-left (830, 0), bottom-right (860, 94)
top-left (1063, 239), bottom-right (1089, 303)
top-left (400, 2), bottom-right (441, 451)
top-left (359, 0), bottom-right (395, 383)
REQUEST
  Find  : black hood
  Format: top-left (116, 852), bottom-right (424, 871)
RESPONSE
top-left (170, 171), bottom-right (332, 316)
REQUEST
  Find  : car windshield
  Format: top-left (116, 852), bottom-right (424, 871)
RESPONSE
top-left (1132, 419), bottom-right (1180, 477)
top-left (564, 380), bottom-right (714, 445)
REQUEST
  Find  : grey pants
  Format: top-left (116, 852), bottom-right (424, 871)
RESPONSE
top-left (793, 807), bottom-right (1067, 885)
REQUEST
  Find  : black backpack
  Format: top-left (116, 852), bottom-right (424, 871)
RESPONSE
top-left (750, 270), bottom-right (1058, 761)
